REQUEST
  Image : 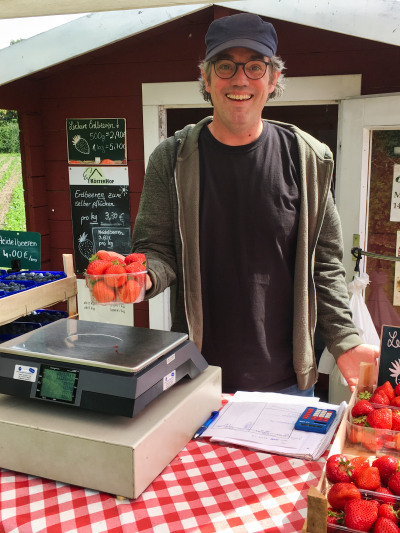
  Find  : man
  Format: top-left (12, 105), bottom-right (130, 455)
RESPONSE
top-left (133, 13), bottom-right (378, 395)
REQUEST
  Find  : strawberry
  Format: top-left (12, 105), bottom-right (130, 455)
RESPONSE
top-left (107, 251), bottom-right (126, 262)
top-left (373, 456), bottom-right (399, 486)
top-left (377, 382), bottom-right (395, 401)
top-left (92, 280), bottom-right (116, 303)
top-left (379, 504), bottom-right (400, 524)
top-left (327, 453), bottom-right (345, 463)
top-left (86, 259), bottom-right (112, 275)
top-left (327, 509), bottom-right (345, 532)
top-left (104, 263), bottom-right (127, 288)
top-left (363, 428), bottom-right (385, 452)
top-left (354, 466), bottom-right (381, 491)
top-left (388, 472), bottom-right (400, 496)
top-left (359, 390), bottom-right (373, 400)
top-left (392, 410), bottom-right (400, 431)
top-left (124, 253), bottom-right (146, 266)
top-left (349, 420), bottom-right (366, 444)
top-left (326, 454), bottom-right (352, 483)
top-left (375, 486), bottom-right (397, 505)
top-left (384, 433), bottom-right (397, 450)
top-left (371, 390), bottom-right (391, 405)
top-left (349, 456), bottom-right (370, 479)
top-left (373, 517), bottom-right (400, 532)
top-left (118, 279), bottom-right (142, 303)
top-left (92, 250), bottom-right (112, 261)
top-left (395, 384), bottom-right (400, 396)
top-left (344, 498), bottom-right (379, 531)
top-left (391, 397), bottom-right (400, 408)
top-left (126, 261), bottom-right (146, 274)
top-left (327, 482), bottom-right (361, 511)
top-left (352, 399), bottom-right (374, 417)
top-left (367, 408), bottom-right (393, 429)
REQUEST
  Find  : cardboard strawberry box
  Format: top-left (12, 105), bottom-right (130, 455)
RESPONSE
top-left (84, 271), bottom-right (146, 305)
top-left (303, 388), bottom-right (400, 533)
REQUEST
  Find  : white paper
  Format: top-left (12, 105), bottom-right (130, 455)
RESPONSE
top-left (390, 164), bottom-right (400, 222)
top-left (202, 391), bottom-right (347, 460)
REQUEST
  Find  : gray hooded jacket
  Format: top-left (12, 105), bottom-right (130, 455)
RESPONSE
top-left (133, 117), bottom-right (362, 390)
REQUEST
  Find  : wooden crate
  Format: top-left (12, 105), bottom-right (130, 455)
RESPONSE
top-left (0, 254), bottom-right (77, 326)
top-left (302, 389), bottom-right (400, 533)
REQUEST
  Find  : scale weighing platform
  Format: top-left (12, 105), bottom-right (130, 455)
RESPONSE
top-left (0, 318), bottom-right (208, 417)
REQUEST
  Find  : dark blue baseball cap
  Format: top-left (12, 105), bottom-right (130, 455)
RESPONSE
top-left (205, 13), bottom-right (278, 61)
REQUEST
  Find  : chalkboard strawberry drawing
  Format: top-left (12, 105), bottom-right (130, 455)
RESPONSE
top-left (78, 232), bottom-right (94, 259)
top-left (72, 135), bottom-right (90, 155)
top-left (389, 359), bottom-right (400, 384)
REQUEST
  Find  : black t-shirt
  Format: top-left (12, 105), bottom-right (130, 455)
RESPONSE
top-left (199, 122), bottom-right (300, 392)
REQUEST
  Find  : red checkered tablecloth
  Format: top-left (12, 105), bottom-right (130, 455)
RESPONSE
top-left (0, 439), bottom-right (326, 533)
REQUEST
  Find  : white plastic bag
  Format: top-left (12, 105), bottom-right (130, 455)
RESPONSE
top-left (318, 272), bottom-right (380, 384)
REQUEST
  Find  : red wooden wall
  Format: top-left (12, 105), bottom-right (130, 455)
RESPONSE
top-left (0, 5), bottom-right (399, 327)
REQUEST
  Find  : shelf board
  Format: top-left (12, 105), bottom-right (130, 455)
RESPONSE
top-left (0, 275), bottom-right (77, 326)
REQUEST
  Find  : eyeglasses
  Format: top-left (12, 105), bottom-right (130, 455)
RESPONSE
top-left (211, 59), bottom-right (270, 80)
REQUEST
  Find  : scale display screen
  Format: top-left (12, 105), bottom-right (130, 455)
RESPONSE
top-left (36, 365), bottom-right (79, 403)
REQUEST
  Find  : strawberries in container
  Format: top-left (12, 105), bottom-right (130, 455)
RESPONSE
top-left (325, 452), bottom-right (400, 532)
top-left (84, 250), bottom-right (147, 305)
top-left (347, 382), bottom-right (400, 454)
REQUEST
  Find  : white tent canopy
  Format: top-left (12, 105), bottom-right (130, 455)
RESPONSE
top-left (0, 0), bottom-right (399, 45)
top-left (0, 0), bottom-right (399, 87)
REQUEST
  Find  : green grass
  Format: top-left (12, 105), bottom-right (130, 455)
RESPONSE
top-left (0, 153), bottom-right (17, 189)
top-left (0, 153), bottom-right (26, 231)
top-left (3, 175), bottom-right (26, 231)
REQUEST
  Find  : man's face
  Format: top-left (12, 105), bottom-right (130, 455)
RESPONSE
top-left (202, 47), bottom-right (281, 139)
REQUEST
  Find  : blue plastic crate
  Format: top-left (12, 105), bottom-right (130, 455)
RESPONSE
top-left (0, 321), bottom-right (41, 343)
top-left (0, 279), bottom-right (37, 297)
top-left (0, 270), bottom-right (66, 285)
top-left (15, 309), bottom-right (68, 325)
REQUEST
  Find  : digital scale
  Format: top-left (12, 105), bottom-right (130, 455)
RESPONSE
top-left (0, 318), bottom-right (208, 417)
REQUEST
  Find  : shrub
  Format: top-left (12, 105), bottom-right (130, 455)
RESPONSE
top-left (0, 121), bottom-right (20, 153)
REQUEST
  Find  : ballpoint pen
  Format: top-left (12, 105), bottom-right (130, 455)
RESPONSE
top-left (193, 410), bottom-right (220, 439)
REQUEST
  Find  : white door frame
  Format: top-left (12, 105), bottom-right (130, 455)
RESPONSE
top-left (142, 74), bottom-right (362, 330)
top-left (336, 93), bottom-right (400, 280)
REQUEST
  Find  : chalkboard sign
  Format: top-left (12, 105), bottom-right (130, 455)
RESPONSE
top-left (69, 166), bottom-right (131, 273)
top-left (0, 230), bottom-right (41, 269)
top-left (66, 118), bottom-right (126, 164)
top-left (378, 325), bottom-right (400, 386)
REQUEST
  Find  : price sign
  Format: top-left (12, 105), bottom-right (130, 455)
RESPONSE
top-left (378, 325), bottom-right (400, 386)
top-left (66, 118), bottom-right (127, 164)
top-left (69, 166), bottom-right (131, 273)
top-left (0, 230), bottom-right (41, 269)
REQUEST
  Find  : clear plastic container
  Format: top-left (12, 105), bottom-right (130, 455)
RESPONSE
top-left (346, 389), bottom-right (400, 455)
top-left (84, 271), bottom-right (146, 305)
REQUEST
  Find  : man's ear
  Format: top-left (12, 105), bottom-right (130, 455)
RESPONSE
top-left (268, 70), bottom-right (281, 94)
top-left (201, 69), bottom-right (211, 93)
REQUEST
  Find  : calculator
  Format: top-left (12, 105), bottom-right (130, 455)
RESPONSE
top-left (294, 406), bottom-right (337, 434)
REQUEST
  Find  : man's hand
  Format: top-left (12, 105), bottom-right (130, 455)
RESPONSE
top-left (146, 273), bottom-right (153, 291)
top-left (336, 344), bottom-right (379, 392)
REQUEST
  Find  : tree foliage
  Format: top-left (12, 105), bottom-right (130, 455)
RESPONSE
top-left (0, 110), bottom-right (20, 152)
top-left (0, 109), bottom-right (18, 121)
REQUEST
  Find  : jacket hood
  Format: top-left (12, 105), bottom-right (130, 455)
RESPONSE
top-left (174, 116), bottom-right (333, 162)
